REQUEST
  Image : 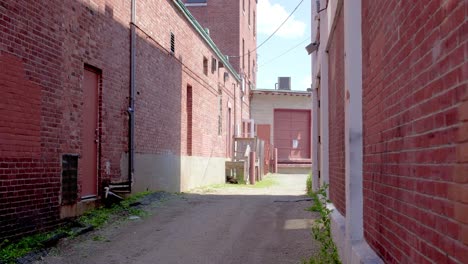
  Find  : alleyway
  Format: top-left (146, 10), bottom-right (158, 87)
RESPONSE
top-left (37, 174), bottom-right (318, 264)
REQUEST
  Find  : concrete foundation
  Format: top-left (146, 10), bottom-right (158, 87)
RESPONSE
top-left (60, 199), bottom-right (97, 218)
top-left (128, 153), bottom-right (225, 193)
top-left (329, 203), bottom-right (383, 264)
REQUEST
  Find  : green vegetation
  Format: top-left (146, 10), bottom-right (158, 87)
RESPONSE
top-left (306, 173), bottom-right (313, 196)
top-left (305, 183), bottom-right (341, 264)
top-left (78, 191), bottom-right (151, 228)
top-left (0, 233), bottom-right (55, 264)
top-left (0, 191), bottom-right (153, 263)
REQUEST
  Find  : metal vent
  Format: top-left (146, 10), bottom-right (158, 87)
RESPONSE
top-left (278, 77), bottom-right (291, 90)
top-left (62, 154), bottom-right (78, 205)
top-left (170, 33), bottom-right (175, 54)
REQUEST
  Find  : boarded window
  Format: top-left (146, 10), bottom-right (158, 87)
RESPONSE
top-left (62, 154), bottom-right (78, 205)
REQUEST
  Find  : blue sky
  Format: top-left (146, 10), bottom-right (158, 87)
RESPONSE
top-left (256, 0), bottom-right (311, 91)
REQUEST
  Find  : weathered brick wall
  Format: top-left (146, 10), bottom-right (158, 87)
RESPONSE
top-left (0, 0), bottom-right (130, 240)
top-left (184, 0), bottom-right (257, 88)
top-left (136, 0), bottom-right (245, 159)
top-left (0, 0), bottom-right (244, 240)
top-left (362, 0), bottom-right (467, 262)
top-left (328, 9), bottom-right (346, 216)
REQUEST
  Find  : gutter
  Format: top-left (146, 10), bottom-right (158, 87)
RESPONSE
top-left (172, 0), bottom-right (241, 82)
top-left (127, 0), bottom-right (136, 192)
top-left (108, 0), bottom-right (135, 194)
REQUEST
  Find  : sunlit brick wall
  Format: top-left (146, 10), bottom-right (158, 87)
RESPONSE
top-left (362, 0), bottom-right (467, 262)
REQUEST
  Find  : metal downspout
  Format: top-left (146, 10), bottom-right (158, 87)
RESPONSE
top-left (128, 0), bottom-right (136, 192)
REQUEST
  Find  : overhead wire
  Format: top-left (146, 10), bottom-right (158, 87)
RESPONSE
top-left (258, 37), bottom-right (310, 68)
top-left (230, 0), bottom-right (306, 58)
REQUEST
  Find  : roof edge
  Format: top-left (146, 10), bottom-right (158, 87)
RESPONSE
top-left (172, 0), bottom-right (241, 82)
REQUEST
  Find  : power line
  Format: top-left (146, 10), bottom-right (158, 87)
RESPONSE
top-left (258, 37), bottom-right (310, 68)
top-left (230, 0), bottom-right (306, 58)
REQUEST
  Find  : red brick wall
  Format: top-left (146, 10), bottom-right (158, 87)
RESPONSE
top-left (362, 0), bottom-right (467, 262)
top-left (184, 0), bottom-right (257, 87)
top-left (328, 9), bottom-right (346, 216)
top-left (0, 0), bottom-right (244, 240)
top-left (0, 0), bottom-right (130, 240)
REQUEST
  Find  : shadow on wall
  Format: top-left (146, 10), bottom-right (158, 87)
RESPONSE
top-left (0, 0), bottom-right (187, 240)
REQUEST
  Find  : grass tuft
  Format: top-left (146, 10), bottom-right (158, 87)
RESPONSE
top-left (0, 191), bottom-right (153, 263)
top-left (304, 183), bottom-right (341, 264)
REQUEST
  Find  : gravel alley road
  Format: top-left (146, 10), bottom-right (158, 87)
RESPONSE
top-left (38, 174), bottom-right (318, 264)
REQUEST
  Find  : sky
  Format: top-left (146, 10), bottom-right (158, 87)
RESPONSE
top-left (256, 0), bottom-right (311, 91)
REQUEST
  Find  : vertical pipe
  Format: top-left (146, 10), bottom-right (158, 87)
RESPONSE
top-left (274, 148), bottom-right (278, 173)
top-left (128, 0), bottom-right (136, 191)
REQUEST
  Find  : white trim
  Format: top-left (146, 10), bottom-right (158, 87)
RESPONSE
top-left (341, 1), bottom-right (383, 263)
top-left (319, 5), bottom-right (330, 192)
top-left (312, 86), bottom-right (319, 191)
top-left (344, 0), bottom-right (364, 244)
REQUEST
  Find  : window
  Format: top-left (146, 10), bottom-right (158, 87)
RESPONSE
top-left (242, 39), bottom-right (245, 70)
top-left (253, 11), bottom-right (256, 36)
top-left (252, 59), bottom-right (255, 79)
top-left (211, 57), bottom-right (217, 74)
top-left (248, 0), bottom-right (251, 25)
top-left (248, 50), bottom-right (250, 78)
top-left (170, 32), bottom-right (175, 54)
top-left (203, 56), bottom-right (208, 75)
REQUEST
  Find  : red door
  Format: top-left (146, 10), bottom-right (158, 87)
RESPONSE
top-left (257, 124), bottom-right (271, 145)
top-left (81, 68), bottom-right (99, 198)
top-left (274, 109), bottom-right (311, 161)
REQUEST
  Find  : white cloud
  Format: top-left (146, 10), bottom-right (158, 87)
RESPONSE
top-left (257, 0), bottom-right (306, 39)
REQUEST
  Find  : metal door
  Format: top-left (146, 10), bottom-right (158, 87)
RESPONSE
top-left (274, 109), bottom-right (311, 161)
top-left (81, 68), bottom-right (99, 198)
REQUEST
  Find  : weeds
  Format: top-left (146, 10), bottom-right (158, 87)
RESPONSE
top-left (0, 191), bottom-right (153, 263)
top-left (306, 174), bottom-right (312, 196)
top-left (0, 233), bottom-right (53, 264)
top-left (305, 184), bottom-right (341, 264)
top-left (78, 191), bottom-right (152, 228)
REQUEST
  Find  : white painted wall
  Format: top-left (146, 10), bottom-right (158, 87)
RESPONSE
top-left (250, 92), bottom-right (311, 145)
top-left (310, 0), bottom-right (383, 263)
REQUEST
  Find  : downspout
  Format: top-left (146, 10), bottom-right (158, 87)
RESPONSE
top-left (128, 0), bottom-right (136, 192)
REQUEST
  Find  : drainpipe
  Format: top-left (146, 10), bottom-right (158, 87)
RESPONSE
top-left (127, 0), bottom-right (136, 192)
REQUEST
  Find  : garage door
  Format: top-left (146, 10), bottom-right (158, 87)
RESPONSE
top-left (274, 109), bottom-right (311, 161)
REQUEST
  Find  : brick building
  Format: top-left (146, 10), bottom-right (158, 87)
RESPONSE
top-left (184, 0), bottom-right (258, 94)
top-left (0, 0), bottom-right (248, 240)
top-left (310, 0), bottom-right (467, 263)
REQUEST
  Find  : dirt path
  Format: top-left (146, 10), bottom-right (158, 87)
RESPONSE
top-left (38, 174), bottom-right (318, 264)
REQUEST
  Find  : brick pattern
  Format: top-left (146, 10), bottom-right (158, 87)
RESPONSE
top-left (361, 0), bottom-right (467, 263)
top-left (328, 10), bottom-right (346, 216)
top-left (0, 0), bottom-right (246, 240)
top-left (184, 0), bottom-right (257, 88)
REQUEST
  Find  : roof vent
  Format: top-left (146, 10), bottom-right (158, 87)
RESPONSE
top-left (277, 77), bottom-right (291, 90)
